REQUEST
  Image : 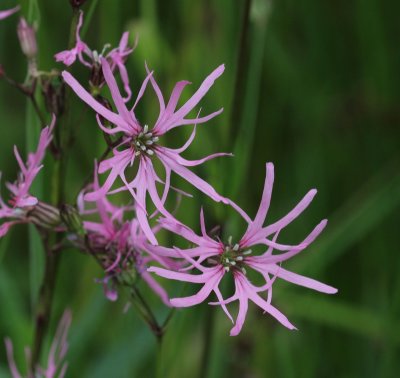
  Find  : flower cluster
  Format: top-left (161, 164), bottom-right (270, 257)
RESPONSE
top-left (0, 12), bottom-right (338, 374)
top-left (55, 11), bottom-right (134, 101)
top-left (57, 12), bottom-right (337, 334)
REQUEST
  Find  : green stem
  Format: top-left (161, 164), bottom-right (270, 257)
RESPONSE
top-left (199, 306), bottom-right (216, 378)
top-left (30, 235), bottom-right (59, 371)
top-left (30, 10), bottom-right (81, 370)
top-left (228, 0), bottom-right (252, 144)
top-left (130, 286), bottom-right (164, 341)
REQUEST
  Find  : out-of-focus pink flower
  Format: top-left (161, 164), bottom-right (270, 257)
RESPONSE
top-left (0, 116), bottom-right (56, 237)
top-left (5, 309), bottom-right (72, 378)
top-left (149, 163), bottom-right (337, 335)
top-left (62, 59), bottom-right (229, 244)
top-left (0, 6), bottom-right (19, 20)
top-left (77, 167), bottom-right (174, 304)
top-left (55, 11), bottom-right (134, 100)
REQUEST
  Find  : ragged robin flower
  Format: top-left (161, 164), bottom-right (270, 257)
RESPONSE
top-left (55, 10), bottom-right (134, 101)
top-left (0, 116), bottom-right (60, 237)
top-left (62, 58), bottom-right (230, 244)
top-left (75, 167), bottom-right (176, 304)
top-left (149, 163), bottom-right (337, 336)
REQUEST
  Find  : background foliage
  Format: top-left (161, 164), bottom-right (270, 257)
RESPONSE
top-left (1, 0), bottom-right (399, 377)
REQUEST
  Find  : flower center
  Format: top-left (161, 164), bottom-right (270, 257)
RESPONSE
top-left (133, 124), bottom-right (159, 157)
top-left (220, 236), bottom-right (252, 274)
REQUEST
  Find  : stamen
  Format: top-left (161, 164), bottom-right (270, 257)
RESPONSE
top-left (242, 249), bottom-right (252, 255)
top-left (233, 244), bottom-right (239, 251)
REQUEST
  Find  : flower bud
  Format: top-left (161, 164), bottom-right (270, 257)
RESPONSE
top-left (69, 0), bottom-right (88, 8)
top-left (28, 201), bottom-right (61, 229)
top-left (60, 204), bottom-right (85, 236)
top-left (17, 17), bottom-right (37, 59)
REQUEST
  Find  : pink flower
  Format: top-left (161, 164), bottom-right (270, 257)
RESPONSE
top-left (0, 116), bottom-right (56, 237)
top-left (54, 11), bottom-right (90, 67)
top-left (5, 310), bottom-right (72, 378)
top-left (55, 11), bottom-right (134, 100)
top-left (62, 59), bottom-right (229, 244)
top-left (77, 167), bottom-right (174, 304)
top-left (149, 163), bottom-right (337, 335)
top-left (0, 6), bottom-right (19, 20)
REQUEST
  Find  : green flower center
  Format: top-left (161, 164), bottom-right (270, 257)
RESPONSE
top-left (220, 236), bottom-right (252, 274)
top-left (133, 124), bottom-right (159, 157)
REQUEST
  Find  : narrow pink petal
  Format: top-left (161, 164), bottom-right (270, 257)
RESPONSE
top-left (4, 338), bottom-right (22, 378)
top-left (230, 295), bottom-right (249, 336)
top-left (169, 149), bottom-right (232, 167)
top-left (247, 289), bottom-right (297, 330)
top-left (214, 286), bottom-right (234, 323)
top-left (247, 189), bottom-right (318, 245)
top-left (245, 163), bottom-right (274, 237)
top-left (135, 178), bottom-right (158, 245)
top-left (168, 126), bottom-right (197, 154)
top-left (176, 108), bottom-right (224, 128)
top-left (15, 196), bottom-right (38, 208)
top-left (0, 6), bottom-right (20, 20)
top-left (62, 71), bottom-right (130, 131)
top-left (158, 216), bottom-right (217, 248)
top-left (166, 65), bottom-right (225, 129)
top-left (117, 62), bottom-right (132, 101)
top-left (145, 63), bottom-right (166, 125)
top-left (268, 265), bottom-right (338, 294)
top-left (170, 270), bottom-right (224, 307)
top-left (254, 219), bottom-right (328, 264)
top-left (229, 199), bottom-right (252, 225)
top-left (158, 151), bottom-right (228, 204)
top-left (13, 146), bottom-right (27, 174)
top-left (148, 266), bottom-right (215, 283)
top-left (141, 270), bottom-right (170, 306)
top-left (264, 189), bottom-right (317, 234)
top-left (131, 70), bottom-right (153, 115)
top-left (100, 58), bottom-right (136, 130)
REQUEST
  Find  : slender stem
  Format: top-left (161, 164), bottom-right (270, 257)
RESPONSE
top-left (156, 336), bottom-right (163, 378)
top-left (29, 93), bottom-right (47, 127)
top-left (199, 306), bottom-right (216, 378)
top-left (30, 10), bottom-right (81, 370)
top-left (130, 286), bottom-right (164, 341)
top-left (30, 232), bottom-right (60, 371)
top-left (228, 0), bottom-right (252, 144)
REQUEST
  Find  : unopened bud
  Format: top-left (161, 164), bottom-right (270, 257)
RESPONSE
top-left (69, 0), bottom-right (88, 8)
top-left (28, 201), bottom-right (61, 229)
top-left (17, 17), bottom-right (37, 59)
top-left (60, 204), bottom-right (85, 236)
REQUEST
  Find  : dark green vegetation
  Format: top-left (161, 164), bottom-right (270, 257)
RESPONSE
top-left (0, 0), bottom-right (399, 377)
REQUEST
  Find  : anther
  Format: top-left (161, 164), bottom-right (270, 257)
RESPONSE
top-left (236, 256), bottom-right (243, 261)
top-left (224, 266), bottom-right (230, 272)
top-left (243, 249), bottom-right (252, 255)
top-left (146, 150), bottom-right (154, 156)
top-left (233, 244), bottom-right (239, 251)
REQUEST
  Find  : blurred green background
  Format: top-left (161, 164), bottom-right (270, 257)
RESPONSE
top-left (1, 0), bottom-right (400, 377)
